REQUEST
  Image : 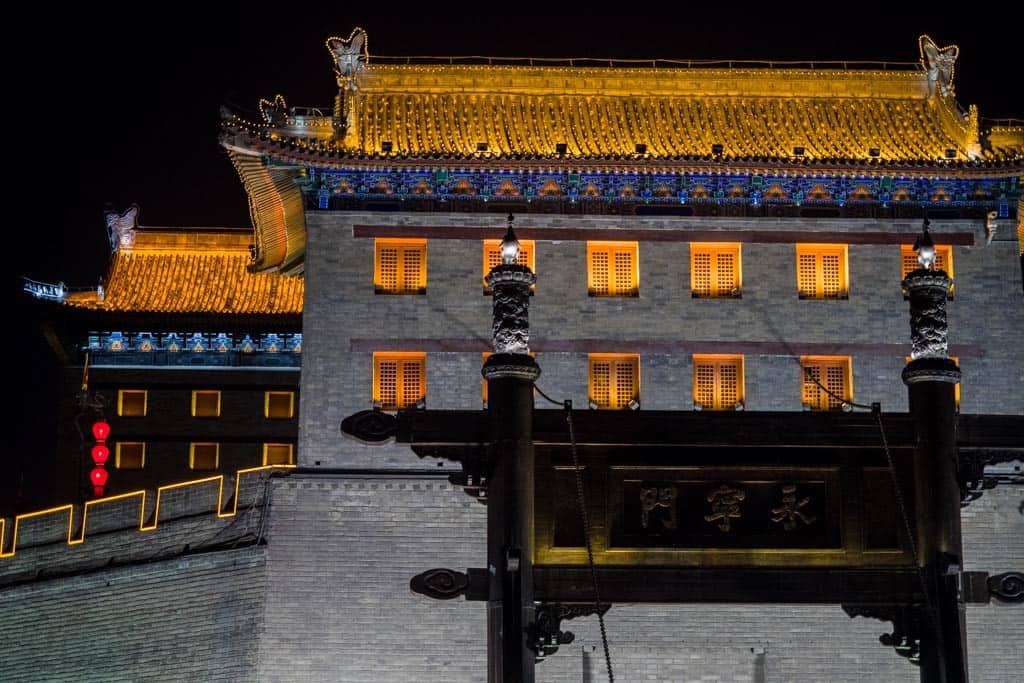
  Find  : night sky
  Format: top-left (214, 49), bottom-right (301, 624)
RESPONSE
top-left (7, 9), bottom-right (1019, 509)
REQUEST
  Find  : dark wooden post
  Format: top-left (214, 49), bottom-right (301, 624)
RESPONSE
top-left (901, 222), bottom-right (965, 683)
top-left (482, 216), bottom-right (540, 682)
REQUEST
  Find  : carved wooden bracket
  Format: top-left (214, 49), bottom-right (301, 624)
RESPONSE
top-left (410, 567), bottom-right (488, 601)
top-left (842, 604), bottom-right (921, 666)
top-left (529, 602), bottom-right (611, 662)
top-left (988, 572), bottom-right (1024, 603)
top-left (340, 409), bottom-right (397, 444)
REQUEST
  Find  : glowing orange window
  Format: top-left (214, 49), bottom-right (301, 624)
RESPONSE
top-left (693, 355), bottom-right (745, 410)
top-left (589, 354), bottom-right (640, 409)
top-left (265, 391), bottom-right (295, 419)
top-left (189, 443), bottom-right (219, 470)
top-left (587, 242), bottom-right (638, 297)
top-left (801, 356), bottom-right (853, 411)
top-left (691, 244), bottom-right (741, 297)
top-left (118, 390), bottom-right (147, 417)
top-left (373, 352), bottom-right (426, 410)
top-left (483, 239), bottom-right (535, 292)
top-left (901, 244), bottom-right (954, 295)
top-left (263, 443), bottom-right (295, 466)
top-left (375, 238), bottom-right (427, 294)
top-left (116, 442), bottom-right (146, 469)
top-left (192, 390), bottom-right (221, 417)
top-left (796, 244), bottom-right (848, 299)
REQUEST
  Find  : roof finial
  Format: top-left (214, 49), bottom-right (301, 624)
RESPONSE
top-left (914, 218), bottom-right (936, 270)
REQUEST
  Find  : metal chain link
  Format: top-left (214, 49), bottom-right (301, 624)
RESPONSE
top-left (566, 406), bottom-right (614, 683)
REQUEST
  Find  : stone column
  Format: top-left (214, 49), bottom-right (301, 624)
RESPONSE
top-left (482, 217), bottom-right (540, 683)
top-left (901, 239), bottom-right (965, 683)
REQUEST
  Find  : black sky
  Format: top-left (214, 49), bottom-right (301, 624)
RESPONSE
top-left (5, 9), bottom-right (1020, 509)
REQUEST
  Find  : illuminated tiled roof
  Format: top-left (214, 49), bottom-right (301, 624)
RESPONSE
top-left (65, 229), bottom-right (303, 314)
top-left (226, 64), bottom-right (1022, 168)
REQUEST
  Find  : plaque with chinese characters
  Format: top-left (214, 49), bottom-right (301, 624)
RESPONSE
top-left (610, 467), bottom-right (840, 549)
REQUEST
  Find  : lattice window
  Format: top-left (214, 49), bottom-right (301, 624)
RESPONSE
top-left (587, 242), bottom-right (638, 296)
top-left (116, 442), bottom-right (146, 469)
top-left (375, 239), bottom-right (427, 294)
top-left (801, 357), bottom-right (852, 411)
top-left (263, 443), bottom-right (294, 466)
top-left (192, 390), bottom-right (221, 417)
top-left (189, 443), bottom-right (219, 470)
top-left (118, 390), bottom-right (147, 417)
top-left (265, 391), bottom-right (295, 419)
top-left (693, 355), bottom-right (744, 410)
top-left (373, 352), bottom-right (426, 410)
top-left (691, 243), bottom-right (741, 297)
top-left (483, 239), bottom-right (535, 292)
top-left (589, 354), bottom-right (640, 409)
top-left (796, 244), bottom-right (848, 299)
top-left (901, 244), bottom-right (954, 295)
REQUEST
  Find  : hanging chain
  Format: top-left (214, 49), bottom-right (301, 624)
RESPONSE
top-left (566, 404), bottom-right (614, 683)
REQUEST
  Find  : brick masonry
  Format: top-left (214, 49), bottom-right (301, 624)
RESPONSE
top-left (258, 475), bottom-right (1023, 682)
top-left (302, 212), bottom-right (1023, 470)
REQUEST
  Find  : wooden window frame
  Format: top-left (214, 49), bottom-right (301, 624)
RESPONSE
top-left (189, 442), bottom-right (220, 470)
top-left (901, 244), bottom-right (954, 296)
top-left (191, 390), bottom-right (221, 418)
top-left (483, 239), bottom-right (535, 294)
top-left (264, 391), bottom-right (295, 419)
top-left (693, 355), bottom-right (745, 410)
top-left (588, 354), bottom-right (640, 410)
top-left (373, 352), bottom-right (427, 410)
top-left (374, 238), bottom-right (427, 294)
top-left (263, 443), bottom-right (295, 466)
top-left (115, 442), bottom-right (146, 469)
top-left (117, 389), bottom-right (148, 417)
top-left (690, 243), bottom-right (742, 298)
top-left (796, 244), bottom-right (849, 299)
top-left (800, 356), bottom-right (853, 411)
top-left (587, 241), bottom-right (639, 297)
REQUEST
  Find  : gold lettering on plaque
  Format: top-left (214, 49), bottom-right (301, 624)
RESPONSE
top-left (640, 487), bottom-right (677, 530)
top-left (704, 485), bottom-right (746, 532)
top-left (770, 484), bottom-right (816, 531)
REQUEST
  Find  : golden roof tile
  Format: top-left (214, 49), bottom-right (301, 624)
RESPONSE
top-left (65, 229), bottom-right (303, 314)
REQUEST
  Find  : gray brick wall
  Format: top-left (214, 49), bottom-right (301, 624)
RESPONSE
top-left (0, 548), bottom-right (266, 683)
top-left (302, 212), bottom-right (1023, 470)
top-left (257, 475), bottom-right (1023, 682)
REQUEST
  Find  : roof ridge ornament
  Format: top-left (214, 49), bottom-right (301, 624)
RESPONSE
top-left (919, 35), bottom-right (958, 98)
top-left (258, 94), bottom-right (288, 126)
top-left (326, 27), bottom-right (369, 90)
top-left (104, 204), bottom-right (138, 253)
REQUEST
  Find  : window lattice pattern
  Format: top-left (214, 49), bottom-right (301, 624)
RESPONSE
top-left (483, 240), bottom-right (534, 290)
top-left (588, 242), bottom-right (638, 296)
top-left (796, 245), bottom-right (848, 299)
top-left (801, 357), bottom-right (851, 411)
top-left (375, 239), bottom-right (427, 294)
top-left (589, 355), bottom-right (639, 409)
top-left (374, 353), bottom-right (426, 410)
top-left (693, 356), bottom-right (744, 410)
top-left (691, 244), bottom-right (741, 297)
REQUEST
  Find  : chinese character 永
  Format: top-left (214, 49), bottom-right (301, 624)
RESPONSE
top-left (704, 484), bottom-right (746, 532)
top-left (771, 484), bottom-right (816, 531)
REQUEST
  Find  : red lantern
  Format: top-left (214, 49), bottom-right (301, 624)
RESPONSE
top-left (90, 466), bottom-right (108, 487)
top-left (91, 444), bottom-right (110, 465)
top-left (92, 420), bottom-right (111, 442)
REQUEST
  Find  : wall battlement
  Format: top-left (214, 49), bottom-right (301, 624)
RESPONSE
top-left (0, 465), bottom-right (294, 559)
